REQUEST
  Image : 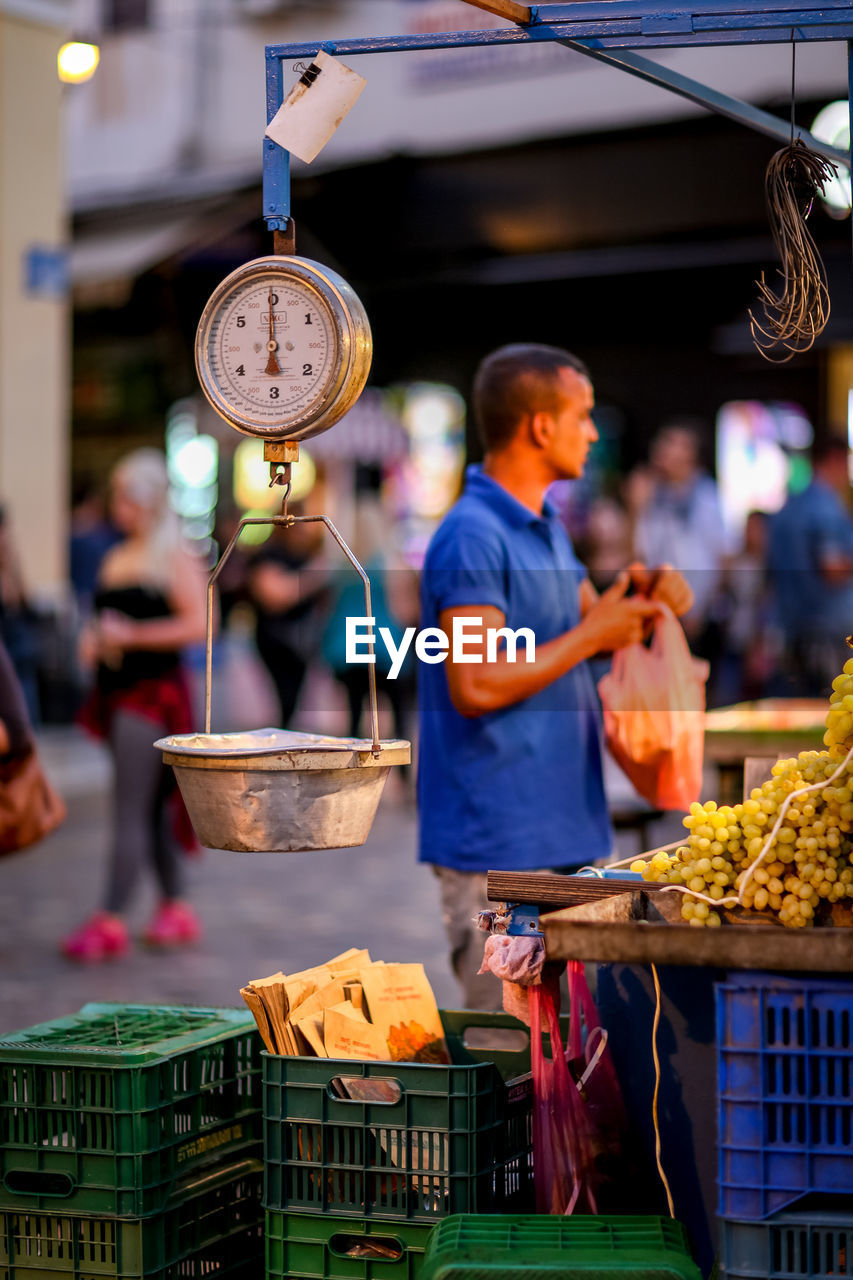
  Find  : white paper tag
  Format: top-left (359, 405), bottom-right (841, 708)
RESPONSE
top-left (264, 50), bottom-right (366, 164)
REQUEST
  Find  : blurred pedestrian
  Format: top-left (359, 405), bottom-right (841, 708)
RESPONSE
top-left (573, 495), bottom-right (635, 687)
top-left (767, 439), bottom-right (853, 696)
top-left (577, 495), bottom-right (633, 595)
top-left (322, 496), bottom-right (417, 746)
top-left (247, 512), bottom-right (328, 728)
top-left (62, 449), bottom-right (207, 962)
top-left (0, 635), bottom-right (31, 760)
top-left (0, 505), bottom-right (41, 725)
top-left (625, 422), bottom-right (730, 688)
top-left (716, 510), bottom-right (776, 703)
top-left (69, 477), bottom-right (120, 618)
top-left (0, 633), bottom-right (66, 855)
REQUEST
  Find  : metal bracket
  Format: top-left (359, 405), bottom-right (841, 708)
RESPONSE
top-left (264, 439), bottom-right (299, 498)
top-left (505, 902), bottom-right (544, 937)
top-left (273, 220), bottom-right (296, 257)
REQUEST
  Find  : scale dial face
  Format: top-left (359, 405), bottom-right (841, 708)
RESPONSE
top-left (195, 256), bottom-right (372, 441)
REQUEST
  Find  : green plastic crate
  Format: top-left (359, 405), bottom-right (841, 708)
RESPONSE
top-left (263, 1011), bottom-right (556, 1222)
top-left (420, 1215), bottom-right (704, 1280)
top-left (265, 1210), bottom-right (432, 1280)
top-left (0, 1156), bottom-right (263, 1279)
top-left (0, 1004), bottom-right (262, 1218)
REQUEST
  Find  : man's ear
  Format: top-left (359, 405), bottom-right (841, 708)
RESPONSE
top-left (529, 410), bottom-right (554, 448)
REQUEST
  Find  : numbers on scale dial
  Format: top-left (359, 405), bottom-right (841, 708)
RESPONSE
top-left (210, 279), bottom-right (334, 421)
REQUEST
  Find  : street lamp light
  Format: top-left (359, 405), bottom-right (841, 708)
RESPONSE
top-left (57, 42), bottom-right (100, 85)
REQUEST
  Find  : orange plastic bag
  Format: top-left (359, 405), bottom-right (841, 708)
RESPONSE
top-left (597, 603), bottom-right (709, 811)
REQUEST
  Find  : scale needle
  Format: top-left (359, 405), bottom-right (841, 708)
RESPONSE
top-left (265, 287), bottom-right (281, 376)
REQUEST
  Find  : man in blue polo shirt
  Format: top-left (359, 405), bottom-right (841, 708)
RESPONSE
top-left (418, 343), bottom-right (693, 1007)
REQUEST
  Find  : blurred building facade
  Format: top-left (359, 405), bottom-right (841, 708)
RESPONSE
top-left (1, 0), bottom-right (70, 600)
top-left (6, 0), bottom-right (853, 595)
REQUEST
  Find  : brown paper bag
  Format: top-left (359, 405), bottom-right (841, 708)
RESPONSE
top-left (246, 973), bottom-right (291, 1053)
top-left (292, 1013), bottom-right (329, 1057)
top-left (359, 964), bottom-right (449, 1063)
top-left (324, 1003), bottom-right (389, 1060)
top-left (239, 986), bottom-right (276, 1054)
top-left (327, 948), bottom-right (372, 971)
top-left (294, 981), bottom-right (349, 1020)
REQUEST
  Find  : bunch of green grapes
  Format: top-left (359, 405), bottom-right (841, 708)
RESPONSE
top-left (733, 753), bottom-right (853, 927)
top-left (631, 745), bottom-right (853, 929)
top-left (631, 800), bottom-right (740, 928)
top-left (826, 657), bottom-right (853, 750)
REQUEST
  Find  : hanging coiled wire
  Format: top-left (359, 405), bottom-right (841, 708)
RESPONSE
top-left (749, 137), bottom-right (837, 363)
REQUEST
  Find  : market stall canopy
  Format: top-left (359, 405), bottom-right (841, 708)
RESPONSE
top-left (71, 190), bottom-right (259, 307)
top-left (71, 219), bottom-right (197, 303)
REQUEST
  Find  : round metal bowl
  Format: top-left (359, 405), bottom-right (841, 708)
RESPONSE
top-left (154, 729), bottom-right (411, 853)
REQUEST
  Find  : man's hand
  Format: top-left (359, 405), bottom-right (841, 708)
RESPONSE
top-left (628, 561), bottom-right (693, 617)
top-left (579, 571), bottom-right (660, 653)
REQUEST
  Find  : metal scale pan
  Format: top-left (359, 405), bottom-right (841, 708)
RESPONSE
top-left (156, 729), bottom-right (410, 853)
top-left (155, 494), bottom-right (411, 853)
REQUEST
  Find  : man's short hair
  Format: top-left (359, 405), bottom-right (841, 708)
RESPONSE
top-left (472, 344), bottom-right (590, 452)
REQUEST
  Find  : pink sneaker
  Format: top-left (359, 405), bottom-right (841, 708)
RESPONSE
top-left (142, 901), bottom-right (202, 947)
top-left (62, 913), bottom-right (129, 963)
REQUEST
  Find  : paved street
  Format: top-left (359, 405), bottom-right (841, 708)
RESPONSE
top-left (0, 720), bottom-right (683, 1037)
top-left (0, 727), bottom-right (458, 1035)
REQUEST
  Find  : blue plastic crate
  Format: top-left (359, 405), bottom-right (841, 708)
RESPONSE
top-left (716, 974), bottom-right (853, 1219)
top-left (721, 1208), bottom-right (853, 1279)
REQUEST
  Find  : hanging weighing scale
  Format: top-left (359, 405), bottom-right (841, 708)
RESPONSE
top-left (194, 254), bottom-right (372, 443)
top-left (156, 235), bottom-right (410, 853)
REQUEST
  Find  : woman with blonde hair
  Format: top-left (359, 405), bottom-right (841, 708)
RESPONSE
top-left (62, 448), bottom-right (207, 961)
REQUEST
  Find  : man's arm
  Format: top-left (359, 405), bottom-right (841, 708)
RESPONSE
top-left (440, 571), bottom-right (658, 718)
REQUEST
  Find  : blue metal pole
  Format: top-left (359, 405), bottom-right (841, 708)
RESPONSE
top-left (263, 47), bottom-right (290, 232)
top-left (539, 0), bottom-right (853, 20)
top-left (849, 40), bottom-right (853, 264)
top-left (263, 4), bottom-right (853, 61)
top-left (558, 43), bottom-right (849, 168)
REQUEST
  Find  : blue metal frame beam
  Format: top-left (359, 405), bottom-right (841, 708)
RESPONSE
top-left (265, 3), bottom-right (853, 60)
top-left (263, 2), bottom-right (853, 228)
top-left (539, 1), bottom-right (853, 17)
top-left (538, 0), bottom-right (853, 31)
top-left (559, 46), bottom-right (850, 168)
top-left (265, 25), bottom-right (853, 57)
